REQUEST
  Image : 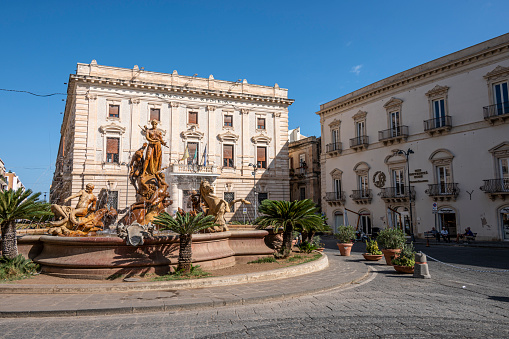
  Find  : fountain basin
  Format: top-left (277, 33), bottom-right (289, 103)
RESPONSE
top-left (18, 230), bottom-right (273, 279)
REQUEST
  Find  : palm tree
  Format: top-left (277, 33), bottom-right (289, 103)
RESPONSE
top-left (255, 199), bottom-right (322, 258)
top-left (0, 188), bottom-right (52, 259)
top-left (152, 211), bottom-right (217, 274)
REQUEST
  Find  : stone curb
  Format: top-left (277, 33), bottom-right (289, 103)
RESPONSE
top-left (0, 263), bottom-right (371, 318)
top-left (0, 253), bottom-right (329, 294)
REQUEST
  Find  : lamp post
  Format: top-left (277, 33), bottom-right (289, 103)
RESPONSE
top-left (398, 148), bottom-right (415, 242)
top-left (248, 163), bottom-right (258, 219)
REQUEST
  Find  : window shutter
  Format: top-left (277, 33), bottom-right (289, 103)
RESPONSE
top-left (224, 145), bottom-right (233, 158)
top-left (109, 105), bottom-right (119, 117)
top-left (189, 112), bottom-right (197, 124)
top-left (257, 147), bottom-right (266, 161)
top-left (150, 108), bottom-right (160, 121)
top-left (224, 115), bottom-right (232, 125)
top-left (106, 138), bottom-right (119, 154)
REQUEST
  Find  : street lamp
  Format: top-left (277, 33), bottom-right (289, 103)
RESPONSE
top-left (248, 163), bottom-right (258, 219)
top-left (398, 148), bottom-right (415, 242)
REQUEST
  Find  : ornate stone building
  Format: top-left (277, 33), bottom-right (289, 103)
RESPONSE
top-left (288, 128), bottom-right (321, 207)
top-left (51, 61), bottom-right (293, 222)
top-left (318, 33), bottom-right (509, 241)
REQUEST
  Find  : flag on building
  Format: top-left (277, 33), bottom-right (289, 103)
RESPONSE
top-left (181, 146), bottom-right (189, 162)
top-left (193, 146), bottom-right (197, 164)
top-left (202, 144), bottom-right (207, 166)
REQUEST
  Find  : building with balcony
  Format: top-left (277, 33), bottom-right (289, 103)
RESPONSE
top-left (288, 128), bottom-right (321, 207)
top-left (0, 158), bottom-right (7, 191)
top-left (51, 61), bottom-right (293, 222)
top-left (318, 33), bottom-right (509, 241)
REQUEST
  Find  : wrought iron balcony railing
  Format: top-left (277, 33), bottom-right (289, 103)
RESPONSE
top-left (326, 142), bottom-right (342, 153)
top-left (378, 126), bottom-right (409, 142)
top-left (350, 189), bottom-right (372, 201)
top-left (378, 186), bottom-right (415, 199)
top-left (425, 183), bottom-right (459, 197)
top-left (349, 136), bottom-right (369, 148)
top-left (483, 101), bottom-right (509, 119)
top-left (325, 191), bottom-right (346, 202)
top-left (424, 116), bottom-right (452, 131)
top-left (480, 178), bottom-right (509, 193)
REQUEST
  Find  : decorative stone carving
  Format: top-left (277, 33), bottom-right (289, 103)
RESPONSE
top-left (251, 134), bottom-right (272, 144)
top-left (330, 168), bottom-right (343, 179)
top-left (373, 171), bottom-right (386, 188)
top-left (484, 65), bottom-right (509, 80)
top-left (170, 101), bottom-right (179, 108)
top-left (217, 130), bottom-right (239, 142)
top-left (352, 110), bottom-right (367, 121)
top-left (207, 105), bottom-right (216, 112)
top-left (328, 119), bottom-right (341, 127)
top-left (181, 125), bottom-right (204, 140)
top-left (99, 123), bottom-right (126, 135)
top-left (86, 92), bottom-right (97, 101)
top-left (241, 108), bottom-right (250, 115)
top-left (383, 98), bottom-right (403, 111)
top-left (130, 98), bottom-right (140, 105)
top-left (425, 85), bottom-right (450, 98)
top-left (117, 222), bottom-right (155, 246)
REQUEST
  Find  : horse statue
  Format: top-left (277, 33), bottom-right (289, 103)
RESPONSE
top-left (199, 180), bottom-right (250, 232)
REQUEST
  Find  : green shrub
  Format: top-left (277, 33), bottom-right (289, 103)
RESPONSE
top-left (0, 255), bottom-right (39, 281)
top-left (153, 265), bottom-right (211, 281)
top-left (377, 228), bottom-right (406, 249)
top-left (298, 241), bottom-right (318, 253)
top-left (311, 235), bottom-right (324, 248)
top-left (247, 256), bottom-right (277, 264)
top-left (366, 239), bottom-right (382, 255)
top-left (391, 243), bottom-right (416, 267)
top-left (334, 225), bottom-right (356, 243)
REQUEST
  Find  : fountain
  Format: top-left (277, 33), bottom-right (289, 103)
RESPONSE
top-left (18, 122), bottom-right (273, 279)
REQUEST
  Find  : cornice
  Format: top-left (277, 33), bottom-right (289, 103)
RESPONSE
top-left (484, 65), bottom-right (509, 79)
top-left (217, 130), bottom-right (239, 142)
top-left (383, 97), bottom-right (403, 111)
top-left (425, 85), bottom-right (450, 98)
top-left (251, 133), bottom-right (272, 144)
top-left (317, 39), bottom-right (509, 116)
top-left (328, 119), bottom-right (341, 128)
top-left (352, 110), bottom-right (367, 121)
top-left (99, 123), bottom-right (126, 134)
top-left (180, 126), bottom-right (204, 140)
top-left (70, 74), bottom-right (295, 106)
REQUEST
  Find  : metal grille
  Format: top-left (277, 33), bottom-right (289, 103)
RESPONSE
top-left (107, 191), bottom-right (118, 210)
top-left (224, 192), bottom-right (235, 212)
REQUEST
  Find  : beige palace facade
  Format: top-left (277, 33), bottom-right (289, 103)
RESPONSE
top-left (51, 61), bottom-right (293, 222)
top-left (318, 33), bottom-right (509, 241)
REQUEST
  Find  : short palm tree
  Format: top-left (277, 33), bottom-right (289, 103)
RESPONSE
top-left (255, 199), bottom-right (322, 258)
top-left (153, 211), bottom-right (217, 274)
top-left (0, 188), bottom-right (52, 259)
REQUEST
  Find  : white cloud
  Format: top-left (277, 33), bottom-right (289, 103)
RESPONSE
top-left (350, 64), bottom-right (362, 75)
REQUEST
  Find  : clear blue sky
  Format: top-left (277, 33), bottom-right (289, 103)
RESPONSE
top-left (1, 0), bottom-right (508, 195)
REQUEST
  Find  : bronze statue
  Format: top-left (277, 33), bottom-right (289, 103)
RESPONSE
top-left (141, 120), bottom-right (166, 177)
top-left (50, 184), bottom-right (97, 228)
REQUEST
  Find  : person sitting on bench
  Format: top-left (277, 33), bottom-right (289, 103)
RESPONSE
top-left (440, 227), bottom-right (451, 242)
top-left (456, 227), bottom-right (474, 243)
top-left (430, 227), bottom-right (440, 241)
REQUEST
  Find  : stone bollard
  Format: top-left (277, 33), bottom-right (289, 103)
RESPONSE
top-left (413, 252), bottom-right (431, 279)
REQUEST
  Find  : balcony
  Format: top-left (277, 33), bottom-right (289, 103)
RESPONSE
top-left (425, 183), bottom-right (459, 201)
top-left (325, 191), bottom-right (346, 206)
top-left (378, 126), bottom-right (409, 145)
top-left (378, 186), bottom-right (415, 203)
top-left (349, 136), bottom-right (369, 151)
top-left (168, 163), bottom-right (218, 175)
top-left (424, 116), bottom-right (452, 135)
top-left (326, 142), bottom-right (342, 156)
top-left (483, 102), bottom-right (509, 124)
top-left (480, 178), bottom-right (509, 200)
top-left (350, 189), bottom-right (372, 204)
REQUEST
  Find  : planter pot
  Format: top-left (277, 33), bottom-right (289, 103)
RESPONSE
top-left (381, 248), bottom-right (401, 266)
top-left (393, 265), bottom-right (414, 274)
top-left (362, 253), bottom-right (383, 261)
top-left (337, 243), bottom-right (354, 256)
top-left (315, 247), bottom-right (325, 252)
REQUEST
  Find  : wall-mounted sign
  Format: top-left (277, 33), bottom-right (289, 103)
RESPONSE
top-left (438, 208), bottom-right (454, 214)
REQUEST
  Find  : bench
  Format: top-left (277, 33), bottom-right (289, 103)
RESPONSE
top-left (464, 233), bottom-right (477, 244)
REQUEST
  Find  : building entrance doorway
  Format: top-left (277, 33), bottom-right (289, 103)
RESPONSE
top-left (500, 207), bottom-right (509, 240)
top-left (439, 208), bottom-right (457, 237)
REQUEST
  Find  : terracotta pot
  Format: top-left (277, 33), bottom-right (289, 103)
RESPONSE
top-left (393, 265), bottom-right (414, 274)
top-left (362, 253), bottom-right (383, 261)
top-left (315, 247), bottom-right (325, 252)
top-left (381, 248), bottom-right (401, 265)
top-left (337, 242), bottom-right (354, 256)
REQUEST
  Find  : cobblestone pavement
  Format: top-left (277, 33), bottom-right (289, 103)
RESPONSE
top-left (0, 241), bottom-right (508, 338)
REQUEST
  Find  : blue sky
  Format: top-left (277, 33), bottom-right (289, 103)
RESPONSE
top-left (1, 0), bottom-right (508, 195)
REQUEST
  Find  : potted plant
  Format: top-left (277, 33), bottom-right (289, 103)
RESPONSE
top-left (334, 225), bottom-right (356, 256)
top-left (392, 243), bottom-right (416, 274)
top-left (312, 235), bottom-right (325, 252)
top-left (362, 239), bottom-right (383, 261)
top-left (376, 228), bottom-right (406, 265)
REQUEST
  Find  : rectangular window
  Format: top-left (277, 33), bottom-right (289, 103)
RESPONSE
top-left (224, 192), bottom-right (235, 212)
top-left (257, 118), bottom-right (265, 130)
top-left (188, 111), bottom-right (198, 124)
top-left (389, 111), bottom-right (400, 136)
top-left (299, 187), bottom-right (306, 200)
top-left (331, 129), bottom-right (339, 150)
top-left (359, 175), bottom-right (369, 196)
top-left (150, 108), bottom-right (160, 122)
top-left (433, 99), bottom-right (446, 127)
top-left (437, 166), bottom-right (451, 194)
top-left (224, 115), bottom-right (233, 127)
top-left (223, 144), bottom-right (234, 168)
top-left (393, 169), bottom-right (405, 196)
top-left (107, 191), bottom-right (118, 210)
top-left (333, 179), bottom-right (342, 199)
top-left (356, 121), bottom-right (365, 137)
top-left (258, 192), bottom-right (268, 206)
top-left (360, 215), bottom-right (372, 235)
top-left (187, 142), bottom-right (199, 164)
top-left (109, 105), bottom-right (119, 118)
top-left (106, 137), bottom-right (119, 163)
top-left (494, 82), bottom-right (509, 115)
top-left (257, 147), bottom-right (267, 168)
top-left (299, 154), bottom-right (306, 174)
